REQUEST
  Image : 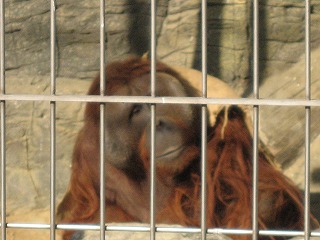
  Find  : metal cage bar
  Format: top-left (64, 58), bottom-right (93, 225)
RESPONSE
top-left (0, 0), bottom-right (6, 239)
top-left (0, 0), bottom-right (3, 86)
top-left (304, 1), bottom-right (311, 240)
top-left (150, 1), bottom-right (157, 240)
top-left (99, 103), bottom-right (106, 240)
top-left (50, 1), bottom-right (57, 240)
top-left (0, 0), bottom-right (318, 239)
top-left (2, 222), bottom-right (320, 238)
top-left (1, 95), bottom-right (320, 107)
top-left (99, 0), bottom-right (106, 240)
top-left (200, 0), bottom-right (208, 240)
top-left (252, 0), bottom-right (260, 240)
top-left (0, 94), bottom-right (6, 240)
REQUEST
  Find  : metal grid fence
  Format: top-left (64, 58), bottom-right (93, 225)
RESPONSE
top-left (0, 0), bottom-right (320, 240)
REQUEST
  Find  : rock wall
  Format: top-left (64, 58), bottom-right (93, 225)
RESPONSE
top-left (4, 0), bottom-right (320, 93)
top-left (5, 75), bottom-right (89, 211)
top-left (2, 0), bottom-right (320, 217)
top-left (258, 0), bottom-right (320, 80)
top-left (259, 48), bottom-right (320, 192)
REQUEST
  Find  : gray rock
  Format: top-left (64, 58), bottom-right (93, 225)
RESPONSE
top-left (259, 47), bottom-right (320, 190)
top-left (5, 75), bottom-right (89, 211)
top-left (4, 0), bottom-right (320, 93)
top-left (2, 0), bottom-right (320, 224)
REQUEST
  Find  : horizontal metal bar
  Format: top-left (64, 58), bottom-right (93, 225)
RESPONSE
top-left (156, 227), bottom-right (201, 233)
top-left (57, 224), bottom-right (100, 231)
top-left (0, 94), bottom-right (320, 107)
top-left (3, 223), bottom-right (320, 237)
top-left (7, 223), bottom-right (50, 229)
top-left (106, 225), bottom-right (151, 232)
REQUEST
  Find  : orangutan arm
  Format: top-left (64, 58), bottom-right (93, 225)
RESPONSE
top-left (105, 163), bottom-right (150, 222)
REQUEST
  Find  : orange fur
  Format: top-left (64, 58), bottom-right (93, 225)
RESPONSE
top-left (57, 57), bottom-right (319, 240)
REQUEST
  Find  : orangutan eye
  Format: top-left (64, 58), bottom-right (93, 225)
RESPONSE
top-left (129, 104), bottom-right (143, 120)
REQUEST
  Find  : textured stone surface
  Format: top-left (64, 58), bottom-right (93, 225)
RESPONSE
top-left (257, 0), bottom-right (320, 80)
top-left (259, 47), bottom-right (320, 172)
top-left (4, 0), bottom-right (320, 93)
top-left (5, 75), bottom-right (89, 211)
top-left (157, 0), bottom-right (250, 90)
top-left (2, 1), bottom-right (320, 237)
top-left (258, 47), bottom-right (320, 193)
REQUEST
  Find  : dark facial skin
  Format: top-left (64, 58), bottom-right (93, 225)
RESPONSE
top-left (104, 73), bottom-right (202, 178)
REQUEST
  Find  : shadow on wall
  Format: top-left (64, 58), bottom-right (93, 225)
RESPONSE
top-left (192, 1), bottom-right (223, 87)
top-left (191, 0), bottom-right (269, 97)
top-left (242, 0), bottom-right (268, 97)
top-left (125, 0), bottom-right (282, 97)
top-left (127, 0), bottom-right (167, 56)
top-left (128, 0), bottom-right (151, 56)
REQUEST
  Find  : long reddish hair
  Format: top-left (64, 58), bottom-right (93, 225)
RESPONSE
top-left (157, 106), bottom-right (318, 239)
top-left (57, 57), bottom-right (319, 240)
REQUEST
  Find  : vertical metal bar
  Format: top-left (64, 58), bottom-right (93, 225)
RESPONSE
top-left (0, 2), bottom-right (5, 237)
top-left (50, 105), bottom-right (56, 240)
top-left (201, 0), bottom-right (207, 97)
top-left (252, 0), bottom-right (260, 240)
top-left (0, 0), bottom-right (5, 238)
top-left (150, 1), bottom-right (157, 240)
top-left (200, 0), bottom-right (207, 240)
top-left (0, 0), bottom-right (3, 89)
top-left (150, 0), bottom-right (157, 95)
top-left (305, 108), bottom-right (311, 240)
top-left (0, 1), bottom-right (6, 235)
top-left (149, 104), bottom-right (156, 240)
top-left (99, 0), bottom-right (106, 239)
top-left (50, 0), bottom-right (57, 239)
top-left (99, 105), bottom-right (106, 240)
top-left (305, 0), bottom-right (311, 100)
top-left (304, 1), bottom-right (311, 240)
top-left (0, 101), bottom-right (5, 240)
top-left (100, 0), bottom-right (106, 95)
top-left (253, 0), bottom-right (259, 100)
top-left (200, 108), bottom-right (207, 239)
top-left (252, 106), bottom-right (259, 239)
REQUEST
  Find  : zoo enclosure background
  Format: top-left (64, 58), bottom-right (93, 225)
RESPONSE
top-left (1, 0), bottom-right (320, 236)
